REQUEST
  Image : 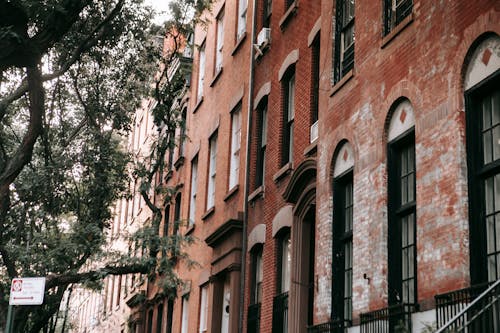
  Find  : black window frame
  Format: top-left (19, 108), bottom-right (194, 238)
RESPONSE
top-left (333, 0), bottom-right (355, 83)
top-left (387, 128), bottom-right (417, 307)
top-left (281, 68), bottom-right (295, 166)
top-left (262, 0), bottom-right (272, 28)
top-left (383, 0), bottom-right (413, 36)
top-left (255, 99), bottom-right (268, 188)
top-left (332, 169), bottom-right (353, 328)
top-left (311, 34), bottom-right (320, 126)
top-left (466, 71), bottom-right (500, 285)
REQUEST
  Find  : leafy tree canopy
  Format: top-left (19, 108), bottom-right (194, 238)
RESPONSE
top-left (0, 0), bottom-right (212, 331)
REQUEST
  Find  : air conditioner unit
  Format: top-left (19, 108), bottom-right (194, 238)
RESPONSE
top-left (310, 120), bottom-right (319, 143)
top-left (257, 28), bottom-right (271, 48)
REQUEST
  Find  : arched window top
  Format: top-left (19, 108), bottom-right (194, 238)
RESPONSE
top-left (387, 99), bottom-right (415, 142)
top-left (464, 34), bottom-right (500, 91)
top-left (248, 224), bottom-right (266, 252)
top-left (333, 141), bottom-right (354, 178)
top-left (278, 49), bottom-right (299, 81)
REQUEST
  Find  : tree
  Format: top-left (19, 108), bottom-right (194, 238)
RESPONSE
top-left (0, 0), bottom-right (212, 331)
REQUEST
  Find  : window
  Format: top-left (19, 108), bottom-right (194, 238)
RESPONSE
top-left (282, 70), bottom-right (295, 165)
top-left (248, 246), bottom-right (263, 333)
top-left (263, 0), bottom-right (272, 28)
top-left (215, 11), bottom-right (224, 73)
top-left (164, 205), bottom-right (171, 236)
top-left (207, 133), bottom-right (218, 210)
top-left (310, 35), bottom-right (320, 141)
top-left (180, 108), bottom-right (187, 158)
top-left (237, 0), bottom-right (248, 39)
top-left (147, 308), bottom-right (154, 333)
top-left (197, 43), bottom-right (206, 101)
top-left (199, 285), bottom-right (209, 333)
top-left (181, 295), bottom-right (189, 333)
top-left (333, 170), bottom-right (353, 327)
top-left (334, 0), bottom-right (355, 83)
top-left (384, 0), bottom-right (413, 35)
top-left (189, 157), bottom-right (198, 225)
top-left (229, 106), bottom-right (242, 190)
top-left (156, 303), bottom-right (163, 333)
top-left (252, 246), bottom-right (264, 304)
top-left (466, 73), bottom-right (500, 284)
top-left (272, 230), bottom-right (290, 333)
top-left (256, 100), bottom-right (268, 188)
top-left (278, 231), bottom-right (291, 293)
top-left (388, 125), bottom-right (416, 306)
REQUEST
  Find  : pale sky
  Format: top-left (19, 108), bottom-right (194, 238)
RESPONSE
top-left (146, 0), bottom-right (171, 24)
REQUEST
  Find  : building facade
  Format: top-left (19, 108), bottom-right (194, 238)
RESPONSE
top-left (69, 1), bottom-right (500, 332)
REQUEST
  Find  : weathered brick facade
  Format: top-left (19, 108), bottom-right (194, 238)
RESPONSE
top-left (75, 1), bottom-right (500, 332)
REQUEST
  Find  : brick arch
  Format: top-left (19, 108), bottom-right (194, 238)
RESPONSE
top-left (282, 158), bottom-right (316, 204)
top-left (307, 16), bottom-right (321, 47)
top-left (248, 224), bottom-right (266, 251)
top-left (272, 205), bottom-right (293, 237)
top-left (324, 128), bottom-right (359, 188)
top-left (451, 9), bottom-right (500, 112)
top-left (278, 49), bottom-right (299, 81)
top-left (331, 140), bottom-right (354, 178)
top-left (254, 81), bottom-right (271, 108)
top-left (379, 81), bottom-right (421, 145)
top-left (462, 33), bottom-right (500, 92)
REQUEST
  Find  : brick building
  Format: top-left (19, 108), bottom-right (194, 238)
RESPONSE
top-left (69, 0), bottom-right (499, 332)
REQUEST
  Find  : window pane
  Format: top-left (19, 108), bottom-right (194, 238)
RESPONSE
top-left (485, 177), bottom-right (494, 214)
top-left (483, 94), bottom-right (493, 129)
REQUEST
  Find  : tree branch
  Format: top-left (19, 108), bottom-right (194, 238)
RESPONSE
top-left (0, 0), bottom-right (126, 123)
top-left (45, 262), bottom-right (150, 290)
top-left (0, 64), bottom-right (44, 224)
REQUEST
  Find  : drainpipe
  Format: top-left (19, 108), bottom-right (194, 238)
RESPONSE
top-left (239, 0), bottom-right (257, 331)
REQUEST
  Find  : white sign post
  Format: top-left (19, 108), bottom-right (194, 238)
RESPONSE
top-left (6, 277), bottom-right (46, 333)
top-left (9, 277), bottom-right (46, 305)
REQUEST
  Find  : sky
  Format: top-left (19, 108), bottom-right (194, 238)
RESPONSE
top-left (145, 0), bottom-right (172, 24)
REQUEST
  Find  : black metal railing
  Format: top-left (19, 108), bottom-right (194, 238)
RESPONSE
top-left (360, 303), bottom-right (418, 333)
top-left (307, 320), bottom-right (350, 333)
top-left (272, 292), bottom-right (289, 333)
top-left (247, 303), bottom-right (261, 333)
top-left (435, 279), bottom-right (500, 333)
top-left (435, 281), bottom-right (492, 328)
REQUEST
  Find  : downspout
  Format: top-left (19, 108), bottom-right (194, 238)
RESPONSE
top-left (239, 0), bottom-right (257, 331)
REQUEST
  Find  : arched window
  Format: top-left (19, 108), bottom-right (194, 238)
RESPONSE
top-left (387, 99), bottom-right (417, 314)
top-left (332, 141), bottom-right (354, 328)
top-left (465, 35), bottom-right (500, 284)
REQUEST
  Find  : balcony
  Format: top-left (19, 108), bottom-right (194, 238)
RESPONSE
top-left (272, 292), bottom-right (289, 333)
top-left (307, 320), bottom-right (349, 333)
top-left (360, 303), bottom-right (418, 333)
top-left (247, 303), bottom-right (261, 333)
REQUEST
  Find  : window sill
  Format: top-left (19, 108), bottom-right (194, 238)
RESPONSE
top-left (193, 97), bottom-right (203, 113)
top-left (330, 69), bottom-right (354, 97)
top-left (185, 223), bottom-right (195, 236)
top-left (279, 0), bottom-right (298, 30)
top-left (231, 32), bottom-right (247, 56)
top-left (248, 185), bottom-right (264, 203)
top-left (273, 162), bottom-right (293, 183)
top-left (210, 68), bottom-right (223, 87)
top-left (303, 140), bottom-right (317, 157)
top-left (174, 156), bottom-right (184, 170)
top-left (381, 13), bottom-right (414, 49)
top-left (201, 207), bottom-right (215, 221)
top-left (224, 185), bottom-right (239, 201)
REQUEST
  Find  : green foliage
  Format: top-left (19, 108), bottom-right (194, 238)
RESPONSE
top-left (0, 0), bottom-right (214, 331)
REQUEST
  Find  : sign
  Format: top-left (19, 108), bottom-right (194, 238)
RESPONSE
top-left (9, 277), bottom-right (46, 305)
